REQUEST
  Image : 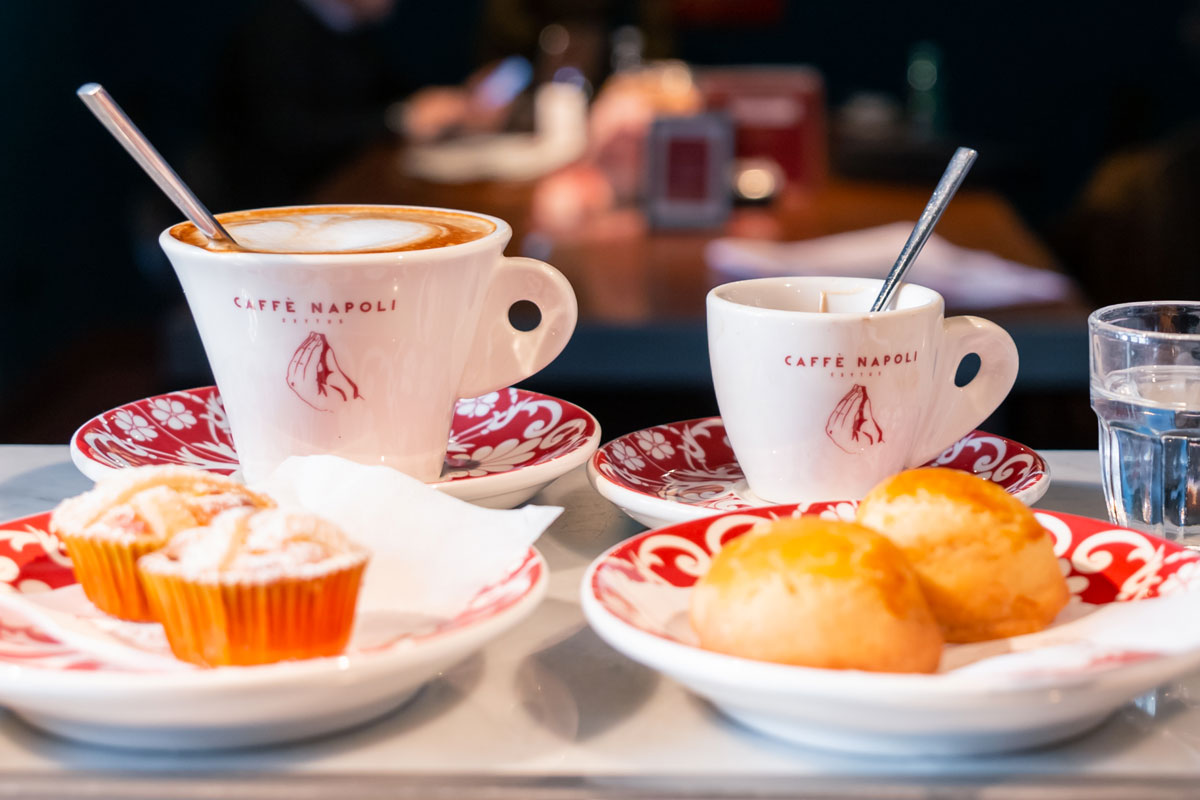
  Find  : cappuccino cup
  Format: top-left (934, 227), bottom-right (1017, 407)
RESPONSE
top-left (707, 277), bottom-right (1019, 503)
top-left (160, 204), bottom-right (577, 483)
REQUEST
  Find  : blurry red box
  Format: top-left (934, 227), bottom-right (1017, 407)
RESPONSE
top-left (698, 67), bottom-right (827, 192)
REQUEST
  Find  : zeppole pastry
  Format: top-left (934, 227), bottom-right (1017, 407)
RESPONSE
top-left (689, 517), bottom-right (943, 673)
top-left (138, 508), bottom-right (369, 667)
top-left (856, 467), bottom-right (1069, 643)
top-left (50, 466), bottom-right (273, 621)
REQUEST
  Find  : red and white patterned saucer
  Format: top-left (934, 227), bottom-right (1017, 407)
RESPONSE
top-left (588, 418), bottom-right (1049, 528)
top-left (71, 386), bottom-right (600, 508)
top-left (581, 504), bottom-right (1200, 755)
top-left (0, 510), bottom-right (546, 749)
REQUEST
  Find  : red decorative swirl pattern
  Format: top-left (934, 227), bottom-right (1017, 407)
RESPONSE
top-left (72, 386), bottom-right (598, 483)
top-left (593, 419), bottom-right (1048, 512)
top-left (591, 505), bottom-right (1200, 642)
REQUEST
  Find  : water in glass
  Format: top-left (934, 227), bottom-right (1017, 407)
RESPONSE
top-left (1093, 364), bottom-right (1200, 541)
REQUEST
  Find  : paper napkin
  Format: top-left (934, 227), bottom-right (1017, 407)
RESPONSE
top-left (941, 591), bottom-right (1200, 683)
top-left (256, 455), bottom-right (559, 618)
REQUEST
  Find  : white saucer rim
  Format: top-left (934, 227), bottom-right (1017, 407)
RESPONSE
top-left (587, 459), bottom-right (707, 528)
top-left (580, 561), bottom-right (1200, 750)
top-left (578, 515), bottom-right (1200, 754)
top-left (434, 423), bottom-right (601, 502)
top-left (69, 387), bottom-right (601, 504)
top-left (1011, 460), bottom-right (1052, 506)
top-left (580, 539), bottom-right (1200, 700)
top-left (0, 545), bottom-right (547, 695)
top-left (588, 420), bottom-right (1051, 528)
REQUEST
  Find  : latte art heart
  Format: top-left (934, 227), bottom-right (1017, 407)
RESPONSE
top-left (224, 215), bottom-right (432, 253)
top-left (171, 205), bottom-right (495, 254)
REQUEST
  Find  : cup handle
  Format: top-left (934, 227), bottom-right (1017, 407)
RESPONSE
top-left (908, 315), bottom-right (1019, 466)
top-left (457, 256), bottom-right (578, 398)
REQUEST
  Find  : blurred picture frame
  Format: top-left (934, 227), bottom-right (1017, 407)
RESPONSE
top-left (698, 67), bottom-right (827, 193)
top-left (645, 113), bottom-right (734, 230)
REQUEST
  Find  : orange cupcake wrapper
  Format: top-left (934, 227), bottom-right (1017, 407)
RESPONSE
top-left (60, 535), bottom-right (160, 622)
top-left (141, 563), bottom-right (366, 667)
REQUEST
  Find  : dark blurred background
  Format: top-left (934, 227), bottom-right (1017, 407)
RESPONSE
top-left (2, 0), bottom-right (1198, 449)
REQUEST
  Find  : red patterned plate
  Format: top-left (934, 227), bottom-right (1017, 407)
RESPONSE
top-left (0, 511), bottom-right (546, 749)
top-left (581, 504), bottom-right (1200, 755)
top-left (588, 417), bottom-right (1049, 528)
top-left (71, 386), bottom-right (601, 508)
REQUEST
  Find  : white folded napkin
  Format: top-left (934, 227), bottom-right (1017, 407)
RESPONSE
top-left (943, 591), bottom-right (1200, 682)
top-left (256, 455), bottom-right (558, 617)
top-left (705, 222), bottom-right (1075, 309)
top-left (0, 456), bottom-right (560, 670)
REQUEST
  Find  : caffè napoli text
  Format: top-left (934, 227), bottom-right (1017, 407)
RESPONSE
top-left (232, 297), bottom-right (398, 314)
top-left (783, 351), bottom-right (918, 368)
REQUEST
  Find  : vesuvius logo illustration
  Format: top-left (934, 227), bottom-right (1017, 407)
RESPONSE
top-left (826, 384), bottom-right (884, 454)
top-left (287, 332), bottom-right (363, 411)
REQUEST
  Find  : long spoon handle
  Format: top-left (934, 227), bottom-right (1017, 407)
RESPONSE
top-left (76, 82), bottom-right (236, 245)
top-left (870, 146), bottom-right (977, 312)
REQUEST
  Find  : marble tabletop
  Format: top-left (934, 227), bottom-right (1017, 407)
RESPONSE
top-left (2, 446), bottom-right (1199, 800)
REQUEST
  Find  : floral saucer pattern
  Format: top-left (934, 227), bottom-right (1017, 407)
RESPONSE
top-left (71, 387), bottom-right (601, 508)
top-left (0, 510), bottom-right (546, 748)
top-left (589, 418), bottom-right (1049, 528)
top-left (581, 503), bottom-right (1200, 755)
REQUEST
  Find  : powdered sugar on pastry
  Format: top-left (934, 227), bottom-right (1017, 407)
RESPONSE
top-left (50, 466), bottom-right (273, 545)
top-left (140, 508), bottom-right (368, 584)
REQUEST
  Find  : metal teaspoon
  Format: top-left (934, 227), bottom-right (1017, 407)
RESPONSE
top-left (870, 146), bottom-right (978, 312)
top-left (76, 82), bottom-right (239, 247)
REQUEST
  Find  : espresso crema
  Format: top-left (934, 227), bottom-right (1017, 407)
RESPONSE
top-left (170, 205), bottom-right (496, 254)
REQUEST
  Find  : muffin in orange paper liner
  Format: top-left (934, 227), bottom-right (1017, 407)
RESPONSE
top-left (49, 466), bottom-right (274, 621)
top-left (138, 508), bottom-right (369, 667)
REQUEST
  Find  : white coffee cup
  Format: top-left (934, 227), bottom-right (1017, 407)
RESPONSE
top-left (160, 205), bottom-right (577, 483)
top-left (707, 276), bottom-right (1019, 503)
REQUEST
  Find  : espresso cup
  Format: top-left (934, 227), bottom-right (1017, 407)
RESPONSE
top-left (160, 204), bottom-right (577, 483)
top-left (707, 277), bottom-right (1019, 503)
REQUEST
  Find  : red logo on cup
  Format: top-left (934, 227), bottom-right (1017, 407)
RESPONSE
top-left (287, 332), bottom-right (363, 411)
top-left (826, 384), bottom-right (883, 453)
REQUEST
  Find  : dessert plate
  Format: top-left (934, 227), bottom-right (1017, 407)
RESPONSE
top-left (0, 510), bottom-right (546, 750)
top-left (582, 504), bottom-right (1200, 756)
top-left (71, 386), bottom-right (600, 508)
top-left (588, 418), bottom-right (1049, 528)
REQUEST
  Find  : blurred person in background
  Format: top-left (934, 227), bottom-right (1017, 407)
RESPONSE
top-left (199, 0), bottom-right (447, 212)
top-left (198, 0), bottom-right (668, 212)
top-left (1052, 1), bottom-right (1200, 306)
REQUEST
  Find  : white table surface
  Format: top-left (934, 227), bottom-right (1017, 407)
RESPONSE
top-left (1, 446), bottom-right (1199, 799)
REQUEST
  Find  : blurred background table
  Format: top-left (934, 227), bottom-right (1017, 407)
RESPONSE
top-left (311, 146), bottom-right (1092, 447)
top-left (10, 0), bottom-right (1198, 456)
top-left (315, 146), bottom-right (1068, 318)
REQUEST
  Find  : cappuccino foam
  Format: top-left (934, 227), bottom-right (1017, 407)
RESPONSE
top-left (171, 206), bottom-right (495, 254)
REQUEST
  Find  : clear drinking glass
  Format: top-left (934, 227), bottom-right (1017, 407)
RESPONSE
top-left (1090, 302), bottom-right (1200, 543)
